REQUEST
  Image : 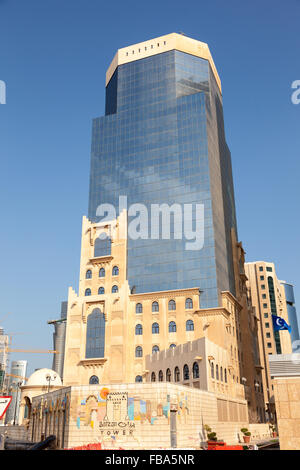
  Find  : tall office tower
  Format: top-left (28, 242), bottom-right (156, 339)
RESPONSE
top-left (88, 33), bottom-right (237, 308)
top-left (245, 261), bottom-right (293, 420)
top-left (48, 301), bottom-right (67, 380)
top-left (0, 327), bottom-right (9, 391)
top-left (5, 360), bottom-right (27, 424)
top-left (280, 281), bottom-right (300, 349)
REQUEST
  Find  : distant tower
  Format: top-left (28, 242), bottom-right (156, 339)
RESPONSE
top-left (48, 301), bottom-right (67, 380)
top-left (280, 281), bottom-right (300, 349)
top-left (5, 360), bottom-right (27, 424)
top-left (0, 327), bottom-right (9, 392)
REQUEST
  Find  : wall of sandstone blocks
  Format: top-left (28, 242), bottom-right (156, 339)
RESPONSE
top-left (273, 377), bottom-right (300, 450)
top-left (29, 382), bottom-right (271, 449)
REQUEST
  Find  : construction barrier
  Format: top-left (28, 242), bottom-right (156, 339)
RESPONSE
top-left (207, 441), bottom-right (244, 450)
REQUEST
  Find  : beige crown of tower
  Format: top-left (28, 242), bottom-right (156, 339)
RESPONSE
top-left (106, 32), bottom-right (222, 92)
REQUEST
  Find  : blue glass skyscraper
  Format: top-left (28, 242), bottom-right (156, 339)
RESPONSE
top-left (88, 34), bottom-right (238, 308)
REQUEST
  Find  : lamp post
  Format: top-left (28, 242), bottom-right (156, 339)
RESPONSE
top-left (46, 373), bottom-right (57, 393)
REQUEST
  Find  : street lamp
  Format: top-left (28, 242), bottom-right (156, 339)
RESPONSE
top-left (45, 373), bottom-right (57, 393)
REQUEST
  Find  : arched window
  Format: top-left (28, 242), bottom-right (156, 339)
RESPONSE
top-left (193, 362), bottom-right (199, 379)
top-left (136, 303), bottom-right (143, 314)
top-left (135, 346), bottom-right (143, 357)
top-left (185, 298), bottom-right (193, 309)
top-left (94, 236), bottom-right (111, 257)
top-left (135, 324), bottom-right (143, 335)
top-left (112, 266), bottom-right (119, 276)
top-left (89, 375), bottom-right (99, 385)
top-left (183, 364), bottom-right (189, 381)
top-left (98, 287), bottom-right (105, 295)
top-left (211, 362), bottom-right (214, 379)
top-left (220, 367), bottom-right (223, 382)
top-left (85, 288), bottom-right (91, 296)
top-left (86, 308), bottom-right (105, 358)
top-left (99, 268), bottom-right (105, 278)
top-left (168, 300), bottom-right (176, 311)
top-left (186, 319), bottom-right (194, 331)
top-left (170, 343), bottom-right (176, 349)
top-left (216, 364), bottom-right (219, 381)
top-left (169, 321), bottom-right (176, 333)
top-left (152, 322), bottom-right (159, 334)
top-left (135, 375), bottom-right (142, 383)
top-left (166, 368), bottom-right (171, 382)
top-left (224, 368), bottom-right (227, 383)
top-left (112, 285), bottom-right (119, 293)
top-left (151, 372), bottom-right (156, 382)
top-left (152, 345), bottom-right (159, 354)
top-left (159, 370), bottom-right (163, 382)
top-left (86, 269), bottom-right (92, 279)
top-left (152, 301), bottom-right (159, 312)
top-left (174, 366), bottom-right (180, 382)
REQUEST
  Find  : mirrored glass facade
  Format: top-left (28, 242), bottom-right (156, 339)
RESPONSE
top-left (88, 47), bottom-right (237, 308)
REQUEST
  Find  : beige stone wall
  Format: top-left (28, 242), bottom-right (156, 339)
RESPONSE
top-left (273, 377), bottom-right (300, 450)
top-left (29, 382), bottom-right (262, 449)
top-left (145, 337), bottom-right (246, 400)
top-left (63, 214), bottom-right (243, 390)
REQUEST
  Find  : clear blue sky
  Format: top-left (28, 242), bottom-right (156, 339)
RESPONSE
top-left (0, 0), bottom-right (299, 376)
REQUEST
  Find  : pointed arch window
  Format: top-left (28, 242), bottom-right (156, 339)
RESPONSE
top-left (183, 364), bottom-right (189, 381)
top-left (166, 368), bottom-right (171, 382)
top-left (86, 270), bottom-right (92, 279)
top-left (186, 319), bottom-right (194, 331)
top-left (99, 268), bottom-right (105, 278)
top-left (136, 303), bottom-right (143, 314)
top-left (112, 285), bottom-right (119, 293)
top-left (112, 266), bottom-right (119, 276)
top-left (86, 308), bottom-right (105, 358)
top-left (89, 375), bottom-right (99, 385)
top-left (193, 362), bottom-right (199, 379)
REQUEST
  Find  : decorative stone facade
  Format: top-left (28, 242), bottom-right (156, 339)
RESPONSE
top-left (28, 382), bottom-right (271, 449)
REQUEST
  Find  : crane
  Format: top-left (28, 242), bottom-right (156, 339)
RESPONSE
top-left (0, 312), bottom-right (12, 324)
top-left (5, 348), bottom-right (59, 354)
top-left (6, 373), bottom-right (29, 381)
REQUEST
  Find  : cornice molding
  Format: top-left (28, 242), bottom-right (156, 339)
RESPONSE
top-left (78, 358), bottom-right (108, 368)
top-left (129, 287), bottom-right (200, 302)
top-left (193, 307), bottom-right (230, 319)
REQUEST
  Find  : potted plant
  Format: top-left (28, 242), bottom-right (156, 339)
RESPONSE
top-left (269, 424), bottom-right (278, 438)
top-left (204, 425), bottom-right (224, 449)
top-left (240, 428), bottom-right (251, 443)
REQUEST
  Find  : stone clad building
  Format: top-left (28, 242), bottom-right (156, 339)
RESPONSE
top-left (20, 34), bottom-right (274, 448)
